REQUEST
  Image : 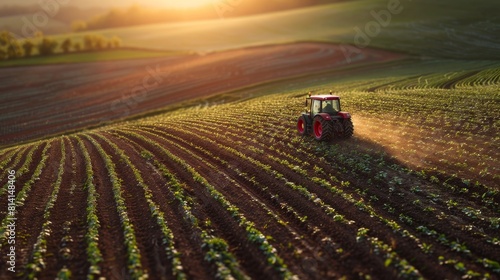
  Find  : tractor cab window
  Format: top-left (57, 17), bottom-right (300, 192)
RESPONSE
top-left (322, 100), bottom-right (340, 113)
top-left (311, 100), bottom-right (322, 115)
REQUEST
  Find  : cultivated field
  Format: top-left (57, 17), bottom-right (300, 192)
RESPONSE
top-left (0, 57), bottom-right (499, 278)
top-left (52, 0), bottom-right (500, 59)
top-left (0, 43), bottom-right (403, 147)
top-left (1, 1), bottom-right (500, 279)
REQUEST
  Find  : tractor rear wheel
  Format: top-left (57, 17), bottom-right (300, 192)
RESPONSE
top-left (313, 116), bottom-right (333, 141)
top-left (297, 116), bottom-right (308, 136)
top-left (340, 119), bottom-right (354, 138)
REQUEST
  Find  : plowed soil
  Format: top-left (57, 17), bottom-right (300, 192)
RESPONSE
top-left (0, 43), bottom-right (404, 146)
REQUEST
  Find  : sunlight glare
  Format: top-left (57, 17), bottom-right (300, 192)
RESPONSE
top-left (155, 0), bottom-right (216, 9)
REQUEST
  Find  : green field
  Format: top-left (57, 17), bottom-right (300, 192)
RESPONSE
top-left (48, 0), bottom-right (500, 59)
top-left (4, 0), bottom-right (500, 67)
top-left (0, 48), bottom-right (182, 67)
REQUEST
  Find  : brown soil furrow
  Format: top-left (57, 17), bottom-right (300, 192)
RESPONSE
top-left (77, 136), bottom-right (129, 278)
top-left (128, 128), bottom-right (337, 279)
top-left (89, 132), bottom-right (173, 278)
top-left (96, 131), bottom-right (216, 279)
top-left (0, 139), bottom-right (60, 275)
top-left (112, 129), bottom-right (286, 279)
top-left (158, 122), bottom-right (463, 279)
top-left (202, 118), bottom-right (499, 276)
top-left (132, 126), bottom-right (399, 279)
top-left (37, 137), bottom-right (91, 278)
top-left (0, 143), bottom-right (46, 217)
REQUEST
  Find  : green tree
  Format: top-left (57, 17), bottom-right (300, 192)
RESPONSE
top-left (83, 34), bottom-right (94, 50)
top-left (61, 38), bottom-right (72, 53)
top-left (22, 40), bottom-right (35, 57)
top-left (0, 31), bottom-right (12, 47)
top-left (110, 36), bottom-right (122, 48)
top-left (94, 35), bottom-right (106, 50)
top-left (73, 41), bottom-right (81, 52)
top-left (38, 37), bottom-right (58, 56)
top-left (0, 32), bottom-right (23, 59)
top-left (7, 41), bottom-right (23, 59)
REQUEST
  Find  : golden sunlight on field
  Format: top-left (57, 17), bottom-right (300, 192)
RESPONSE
top-left (152, 0), bottom-right (216, 9)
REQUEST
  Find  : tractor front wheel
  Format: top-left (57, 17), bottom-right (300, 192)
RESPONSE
top-left (297, 116), bottom-right (309, 136)
top-left (313, 116), bottom-right (333, 141)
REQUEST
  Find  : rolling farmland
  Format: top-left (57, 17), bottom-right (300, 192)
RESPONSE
top-left (51, 0), bottom-right (500, 59)
top-left (1, 0), bottom-right (500, 278)
top-left (0, 74), bottom-right (499, 278)
top-left (0, 43), bottom-right (404, 147)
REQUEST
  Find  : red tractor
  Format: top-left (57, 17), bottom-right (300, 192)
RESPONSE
top-left (297, 93), bottom-right (353, 141)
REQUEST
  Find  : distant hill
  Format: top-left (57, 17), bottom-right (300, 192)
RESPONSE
top-left (54, 0), bottom-right (500, 60)
top-left (0, 0), bottom-right (341, 35)
top-left (0, 5), bottom-right (105, 36)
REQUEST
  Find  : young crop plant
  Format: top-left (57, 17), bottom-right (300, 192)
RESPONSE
top-left (201, 231), bottom-right (250, 280)
top-left (0, 144), bottom-right (39, 197)
top-left (116, 129), bottom-right (295, 279)
top-left (82, 134), bottom-right (147, 279)
top-left (75, 136), bottom-right (104, 278)
top-left (89, 132), bottom-right (187, 280)
top-left (106, 130), bottom-right (251, 280)
top-left (0, 141), bottom-right (51, 249)
top-left (155, 127), bottom-right (309, 228)
top-left (0, 146), bottom-right (25, 175)
top-left (26, 140), bottom-right (67, 278)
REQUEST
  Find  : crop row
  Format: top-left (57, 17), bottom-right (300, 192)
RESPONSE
top-left (0, 142), bottom-right (51, 248)
top-left (115, 129), bottom-right (296, 279)
top-left (172, 119), bottom-right (496, 277)
top-left (132, 88), bottom-right (499, 277)
top-left (0, 73), bottom-right (498, 278)
top-left (127, 124), bottom-right (428, 278)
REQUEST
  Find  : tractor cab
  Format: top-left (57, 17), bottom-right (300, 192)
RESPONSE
top-left (298, 92), bottom-right (353, 141)
top-left (306, 95), bottom-right (341, 116)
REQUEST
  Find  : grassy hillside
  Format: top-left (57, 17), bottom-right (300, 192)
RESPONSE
top-left (0, 14), bottom-right (69, 36)
top-left (49, 0), bottom-right (500, 59)
top-left (0, 48), bottom-right (181, 67)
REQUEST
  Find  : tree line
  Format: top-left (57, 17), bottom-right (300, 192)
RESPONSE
top-left (0, 31), bottom-right (122, 60)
